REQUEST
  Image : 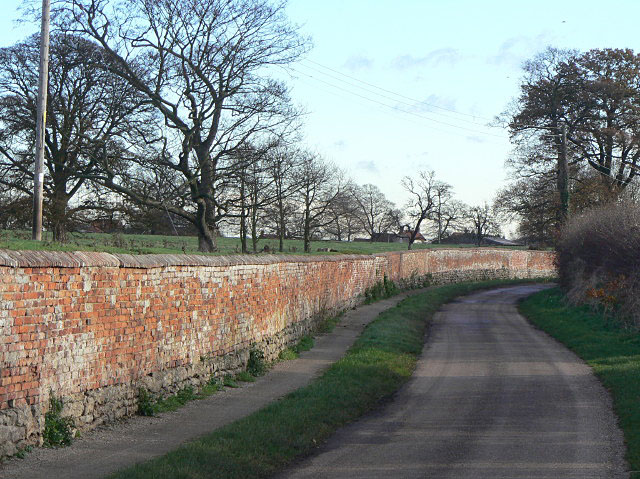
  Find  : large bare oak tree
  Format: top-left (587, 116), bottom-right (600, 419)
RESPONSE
top-left (55, 0), bottom-right (309, 251)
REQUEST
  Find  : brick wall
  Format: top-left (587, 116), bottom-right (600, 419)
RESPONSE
top-left (0, 248), bottom-right (555, 456)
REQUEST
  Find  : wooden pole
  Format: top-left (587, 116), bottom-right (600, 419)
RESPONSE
top-left (32, 0), bottom-right (51, 241)
top-left (557, 123), bottom-right (570, 223)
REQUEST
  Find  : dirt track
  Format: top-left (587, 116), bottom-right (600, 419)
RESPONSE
top-left (278, 284), bottom-right (628, 479)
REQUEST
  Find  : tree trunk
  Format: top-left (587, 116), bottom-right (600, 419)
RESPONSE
top-left (240, 208), bottom-right (247, 253)
top-left (197, 149), bottom-right (217, 253)
top-left (51, 190), bottom-right (68, 243)
top-left (195, 199), bottom-right (215, 252)
top-left (278, 199), bottom-right (285, 252)
top-left (408, 217), bottom-right (424, 251)
top-left (303, 208), bottom-right (311, 253)
top-left (437, 198), bottom-right (442, 244)
top-left (251, 209), bottom-right (258, 253)
top-left (240, 172), bottom-right (247, 253)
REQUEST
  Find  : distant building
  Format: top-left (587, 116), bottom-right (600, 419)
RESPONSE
top-left (370, 232), bottom-right (407, 243)
top-left (364, 227), bottom-right (427, 244)
top-left (397, 229), bottom-right (427, 243)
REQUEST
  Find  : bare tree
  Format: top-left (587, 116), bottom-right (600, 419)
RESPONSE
top-left (0, 33), bottom-right (146, 241)
top-left (425, 180), bottom-right (457, 243)
top-left (401, 170), bottom-right (438, 250)
top-left (231, 142), bottom-right (289, 253)
top-left (466, 202), bottom-right (501, 246)
top-left (354, 184), bottom-right (396, 241)
top-left (494, 175), bottom-right (557, 245)
top-left (264, 144), bottom-right (303, 252)
top-left (429, 199), bottom-right (466, 242)
top-left (323, 182), bottom-right (364, 241)
top-left (295, 152), bottom-right (342, 253)
top-left (56, 0), bottom-right (309, 251)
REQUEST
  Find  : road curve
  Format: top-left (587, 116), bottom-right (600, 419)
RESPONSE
top-left (279, 284), bottom-right (628, 479)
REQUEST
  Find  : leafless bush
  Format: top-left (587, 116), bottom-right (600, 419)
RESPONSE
top-left (557, 201), bottom-right (640, 326)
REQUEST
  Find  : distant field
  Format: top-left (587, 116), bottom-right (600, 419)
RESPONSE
top-left (0, 229), bottom-right (523, 256)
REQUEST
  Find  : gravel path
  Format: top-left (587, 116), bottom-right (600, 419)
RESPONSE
top-left (278, 284), bottom-right (628, 479)
top-left (0, 290), bottom-right (423, 479)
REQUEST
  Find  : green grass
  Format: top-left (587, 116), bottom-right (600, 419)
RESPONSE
top-left (0, 228), bottom-right (526, 256)
top-left (152, 387), bottom-right (198, 414)
top-left (138, 378), bottom-right (227, 417)
top-left (223, 374), bottom-right (239, 389)
top-left (278, 348), bottom-right (299, 361)
top-left (315, 314), bottom-right (342, 334)
top-left (277, 335), bottom-right (315, 361)
top-left (109, 279), bottom-right (544, 479)
top-left (235, 371), bottom-right (256, 383)
top-left (520, 288), bottom-right (640, 477)
top-left (293, 335), bottom-right (314, 353)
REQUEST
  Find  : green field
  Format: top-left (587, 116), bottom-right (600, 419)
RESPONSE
top-left (0, 229), bottom-right (521, 256)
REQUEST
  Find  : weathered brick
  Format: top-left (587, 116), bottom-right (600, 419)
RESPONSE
top-left (0, 248), bottom-right (554, 457)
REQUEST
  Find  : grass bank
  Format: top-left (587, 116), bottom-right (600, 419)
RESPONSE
top-left (520, 288), bottom-right (640, 477)
top-left (110, 279), bottom-right (543, 479)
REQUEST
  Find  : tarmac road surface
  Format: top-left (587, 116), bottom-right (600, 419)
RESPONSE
top-left (279, 284), bottom-right (628, 479)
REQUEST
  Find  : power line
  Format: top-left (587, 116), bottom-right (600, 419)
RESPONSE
top-left (292, 73), bottom-right (479, 138)
top-left (287, 66), bottom-right (509, 140)
top-left (296, 61), bottom-right (494, 129)
top-left (301, 58), bottom-right (498, 123)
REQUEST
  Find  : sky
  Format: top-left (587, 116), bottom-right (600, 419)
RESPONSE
top-left (2, 0), bottom-right (640, 235)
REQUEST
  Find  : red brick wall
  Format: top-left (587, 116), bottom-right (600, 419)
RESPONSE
top-left (0, 248), bottom-right (554, 454)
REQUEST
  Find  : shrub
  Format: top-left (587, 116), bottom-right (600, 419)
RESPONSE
top-left (278, 348), bottom-right (298, 360)
top-left (364, 274), bottom-right (399, 303)
top-left (43, 394), bottom-right (74, 447)
top-left (557, 201), bottom-right (640, 326)
top-left (137, 388), bottom-right (155, 417)
top-left (293, 335), bottom-right (314, 353)
top-left (247, 348), bottom-right (267, 377)
top-left (235, 371), bottom-right (256, 382)
top-left (223, 374), bottom-right (239, 388)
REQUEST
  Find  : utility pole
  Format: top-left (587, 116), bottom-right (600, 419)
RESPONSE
top-left (436, 190), bottom-right (442, 244)
top-left (557, 123), bottom-right (570, 224)
top-left (32, 0), bottom-right (51, 241)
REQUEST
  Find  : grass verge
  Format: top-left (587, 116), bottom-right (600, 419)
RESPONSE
top-left (110, 279), bottom-right (545, 479)
top-left (520, 287), bottom-right (640, 477)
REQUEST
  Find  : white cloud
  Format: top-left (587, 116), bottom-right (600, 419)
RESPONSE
top-left (356, 160), bottom-right (378, 173)
top-left (488, 32), bottom-right (557, 68)
top-left (391, 48), bottom-right (463, 70)
top-left (343, 54), bottom-right (374, 71)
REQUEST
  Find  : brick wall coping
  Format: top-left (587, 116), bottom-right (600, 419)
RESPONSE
top-left (0, 247), bottom-right (541, 269)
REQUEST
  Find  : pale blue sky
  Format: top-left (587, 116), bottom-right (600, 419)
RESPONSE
top-left (3, 0), bottom-right (640, 223)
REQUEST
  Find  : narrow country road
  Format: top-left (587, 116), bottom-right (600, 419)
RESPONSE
top-left (279, 284), bottom-right (628, 479)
